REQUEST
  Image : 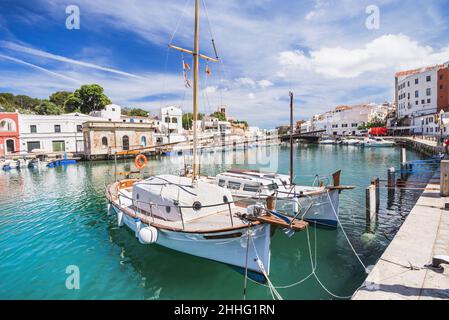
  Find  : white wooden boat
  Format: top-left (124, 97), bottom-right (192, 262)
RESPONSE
top-left (319, 139), bottom-right (336, 145)
top-left (106, 176), bottom-right (289, 281)
top-left (206, 169), bottom-right (350, 228)
top-left (362, 137), bottom-right (395, 147)
top-left (342, 139), bottom-right (361, 145)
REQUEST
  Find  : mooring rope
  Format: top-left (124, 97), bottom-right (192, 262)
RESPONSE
top-left (326, 190), bottom-right (368, 272)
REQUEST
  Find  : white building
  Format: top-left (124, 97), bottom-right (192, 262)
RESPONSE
top-left (90, 104), bottom-right (122, 121)
top-left (396, 66), bottom-right (439, 121)
top-left (160, 106), bottom-right (183, 134)
top-left (18, 113), bottom-right (98, 154)
top-left (201, 116), bottom-right (232, 135)
top-left (306, 103), bottom-right (391, 136)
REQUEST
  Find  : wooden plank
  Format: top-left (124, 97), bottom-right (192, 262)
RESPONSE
top-left (327, 185), bottom-right (355, 191)
top-left (254, 214), bottom-right (308, 231)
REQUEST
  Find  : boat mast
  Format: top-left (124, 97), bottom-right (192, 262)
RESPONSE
top-left (192, 0), bottom-right (199, 181)
top-left (168, 0), bottom-right (218, 182)
top-left (289, 91), bottom-right (294, 184)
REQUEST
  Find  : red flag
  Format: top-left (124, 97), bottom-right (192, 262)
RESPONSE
top-left (182, 59), bottom-right (191, 88)
top-left (205, 64), bottom-right (212, 76)
top-left (183, 60), bottom-right (190, 71)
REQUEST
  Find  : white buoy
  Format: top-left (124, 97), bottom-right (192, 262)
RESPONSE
top-left (138, 226), bottom-right (158, 244)
top-left (117, 210), bottom-right (124, 227)
top-left (134, 218), bottom-right (141, 238)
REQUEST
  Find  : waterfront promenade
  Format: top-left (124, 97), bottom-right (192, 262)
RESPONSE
top-left (352, 167), bottom-right (449, 300)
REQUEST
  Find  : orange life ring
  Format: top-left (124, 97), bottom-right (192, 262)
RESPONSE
top-left (135, 154), bottom-right (148, 170)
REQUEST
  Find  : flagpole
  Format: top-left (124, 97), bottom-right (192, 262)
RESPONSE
top-left (192, 0), bottom-right (199, 181)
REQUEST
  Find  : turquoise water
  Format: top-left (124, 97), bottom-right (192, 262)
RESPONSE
top-left (0, 145), bottom-right (434, 300)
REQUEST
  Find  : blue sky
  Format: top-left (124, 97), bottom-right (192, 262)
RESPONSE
top-left (1, 0), bottom-right (449, 128)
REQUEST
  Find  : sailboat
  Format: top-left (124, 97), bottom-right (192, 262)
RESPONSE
top-left (106, 0), bottom-right (308, 282)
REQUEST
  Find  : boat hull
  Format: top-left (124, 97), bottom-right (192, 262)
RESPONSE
top-left (111, 205), bottom-right (271, 279)
top-left (294, 189), bottom-right (339, 228)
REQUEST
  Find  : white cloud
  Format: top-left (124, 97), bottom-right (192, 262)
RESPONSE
top-left (236, 77), bottom-right (256, 88)
top-left (257, 80), bottom-right (274, 88)
top-left (280, 34), bottom-right (449, 78)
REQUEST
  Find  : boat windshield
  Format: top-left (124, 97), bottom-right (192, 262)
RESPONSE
top-left (267, 183), bottom-right (278, 191)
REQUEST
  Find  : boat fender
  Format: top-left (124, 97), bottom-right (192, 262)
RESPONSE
top-left (134, 218), bottom-right (141, 238)
top-left (107, 203), bottom-right (112, 215)
top-left (117, 210), bottom-right (124, 227)
top-left (138, 226), bottom-right (158, 244)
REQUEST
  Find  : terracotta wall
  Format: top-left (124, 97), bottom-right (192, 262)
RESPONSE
top-left (437, 67), bottom-right (449, 112)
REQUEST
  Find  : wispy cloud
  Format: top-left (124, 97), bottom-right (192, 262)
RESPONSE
top-left (0, 41), bottom-right (145, 79)
top-left (0, 53), bottom-right (81, 83)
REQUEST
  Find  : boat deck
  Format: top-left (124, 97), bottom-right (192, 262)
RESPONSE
top-left (107, 183), bottom-right (254, 233)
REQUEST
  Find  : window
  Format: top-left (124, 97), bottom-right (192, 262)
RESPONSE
top-left (102, 137), bottom-right (108, 147)
top-left (415, 101), bottom-right (419, 105)
top-left (52, 141), bottom-right (65, 152)
top-left (112, 108), bottom-right (115, 112)
top-left (140, 120), bottom-right (143, 123)
top-left (30, 125), bottom-right (37, 133)
top-left (5, 139), bottom-right (15, 153)
top-left (218, 179), bottom-right (226, 187)
top-left (342, 124), bottom-right (348, 128)
top-left (408, 93), bottom-right (410, 99)
top-left (227, 181), bottom-right (241, 190)
top-left (426, 75), bottom-right (431, 82)
top-left (407, 81), bottom-right (410, 87)
top-left (427, 99), bottom-right (431, 104)
top-left (415, 90), bottom-right (419, 98)
top-left (54, 125), bottom-right (61, 133)
top-left (421, 100), bottom-right (425, 104)
top-left (140, 136), bottom-right (147, 147)
top-left (123, 119), bottom-right (126, 122)
top-left (243, 183), bottom-right (261, 192)
top-left (415, 78), bottom-right (419, 84)
top-left (165, 117), bottom-right (170, 123)
top-left (172, 117), bottom-right (178, 123)
top-left (77, 125), bottom-right (82, 133)
top-left (27, 141), bottom-right (40, 153)
top-left (426, 88), bottom-right (431, 96)
top-left (352, 123), bottom-right (358, 127)
top-left (440, 85), bottom-right (444, 90)
top-left (122, 136), bottom-right (129, 151)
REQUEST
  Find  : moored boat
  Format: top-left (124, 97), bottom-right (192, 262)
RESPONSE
top-left (362, 137), bottom-right (395, 147)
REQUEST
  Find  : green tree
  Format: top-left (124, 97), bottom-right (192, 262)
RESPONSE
top-left (35, 100), bottom-right (64, 115)
top-left (64, 94), bottom-right (82, 113)
top-left (71, 84), bottom-right (111, 114)
top-left (49, 91), bottom-right (72, 110)
top-left (210, 111), bottom-right (226, 121)
top-left (122, 107), bottom-right (149, 117)
top-left (182, 112), bottom-right (204, 130)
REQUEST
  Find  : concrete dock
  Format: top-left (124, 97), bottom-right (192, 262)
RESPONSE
top-left (352, 168), bottom-right (449, 300)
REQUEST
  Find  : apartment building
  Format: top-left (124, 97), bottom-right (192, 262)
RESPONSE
top-left (395, 62), bottom-right (449, 134)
